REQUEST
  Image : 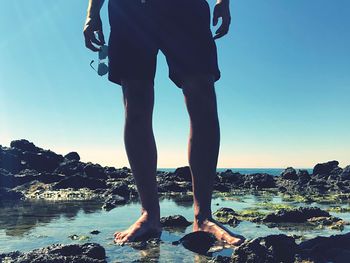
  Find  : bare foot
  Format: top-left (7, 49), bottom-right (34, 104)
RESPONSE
top-left (193, 217), bottom-right (244, 246)
top-left (114, 212), bottom-right (162, 244)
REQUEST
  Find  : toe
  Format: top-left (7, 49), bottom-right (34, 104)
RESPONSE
top-left (227, 236), bottom-right (243, 246)
top-left (117, 232), bottom-right (127, 240)
top-left (121, 234), bottom-right (131, 243)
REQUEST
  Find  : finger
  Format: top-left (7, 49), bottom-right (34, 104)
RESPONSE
top-left (85, 39), bottom-right (100, 52)
top-left (213, 28), bottom-right (228, 40)
top-left (213, 10), bottom-right (219, 26)
top-left (215, 24), bottom-right (226, 35)
top-left (97, 30), bottom-right (105, 45)
top-left (213, 20), bottom-right (230, 40)
top-left (90, 32), bottom-right (103, 46)
top-left (85, 29), bottom-right (104, 46)
top-left (213, 30), bottom-right (228, 40)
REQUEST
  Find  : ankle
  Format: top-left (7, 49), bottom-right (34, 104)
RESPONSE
top-left (141, 206), bottom-right (160, 219)
top-left (194, 211), bottom-right (213, 225)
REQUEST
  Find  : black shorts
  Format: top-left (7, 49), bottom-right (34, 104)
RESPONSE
top-left (107, 0), bottom-right (221, 88)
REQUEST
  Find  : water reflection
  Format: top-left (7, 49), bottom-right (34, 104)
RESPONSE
top-left (160, 194), bottom-right (194, 208)
top-left (127, 239), bottom-right (161, 262)
top-left (0, 200), bottom-right (103, 236)
top-left (1, 193), bottom-right (349, 262)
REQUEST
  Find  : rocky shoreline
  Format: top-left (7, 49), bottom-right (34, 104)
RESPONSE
top-left (1, 139), bottom-right (350, 262)
top-left (1, 232), bottom-right (350, 262)
top-left (1, 139), bottom-right (350, 204)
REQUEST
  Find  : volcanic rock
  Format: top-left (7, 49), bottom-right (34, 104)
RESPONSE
top-left (53, 175), bottom-right (107, 190)
top-left (281, 167), bottom-right (298, 180)
top-left (102, 195), bottom-right (127, 211)
top-left (84, 163), bottom-right (107, 180)
top-left (64, 151), bottom-right (80, 161)
top-left (174, 166), bottom-right (192, 182)
top-left (173, 231), bottom-right (217, 255)
top-left (298, 232), bottom-right (350, 263)
top-left (160, 215), bottom-right (192, 227)
top-left (263, 207), bottom-right (330, 223)
top-left (214, 208), bottom-right (240, 227)
top-left (0, 187), bottom-right (24, 201)
top-left (231, 234), bottom-right (298, 263)
top-left (0, 243), bottom-right (106, 263)
top-left (313, 160), bottom-right (341, 177)
top-left (54, 160), bottom-right (85, 176)
top-left (10, 139), bottom-right (39, 153)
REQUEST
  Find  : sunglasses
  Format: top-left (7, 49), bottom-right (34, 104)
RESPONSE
top-left (90, 45), bottom-right (109, 76)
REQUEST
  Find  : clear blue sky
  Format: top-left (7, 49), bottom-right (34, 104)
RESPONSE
top-left (0, 0), bottom-right (349, 168)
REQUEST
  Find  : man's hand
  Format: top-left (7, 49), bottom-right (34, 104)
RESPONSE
top-left (213, 0), bottom-right (231, 40)
top-left (83, 15), bottom-right (105, 52)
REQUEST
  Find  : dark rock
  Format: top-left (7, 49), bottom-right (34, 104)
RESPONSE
top-left (214, 183), bottom-right (231, 192)
top-left (243, 173), bottom-right (276, 189)
top-left (232, 234), bottom-right (298, 263)
top-left (281, 167), bottom-right (298, 180)
top-left (340, 165), bottom-right (350, 180)
top-left (158, 181), bottom-right (188, 192)
top-left (54, 175), bottom-right (107, 190)
top-left (34, 172), bottom-right (65, 184)
top-left (297, 169), bottom-right (311, 181)
top-left (223, 217), bottom-right (240, 227)
top-left (0, 150), bottom-right (23, 173)
top-left (0, 187), bottom-right (24, 201)
top-left (214, 207), bottom-right (240, 227)
top-left (218, 170), bottom-right (243, 184)
top-left (84, 163), bottom-right (107, 180)
top-left (65, 152), bottom-right (80, 161)
top-left (128, 238), bottom-right (161, 250)
top-left (210, 255), bottom-right (232, 263)
top-left (102, 195), bottom-right (127, 211)
top-left (9, 169), bottom-right (63, 185)
top-left (313, 160), bottom-right (340, 177)
top-left (263, 207), bottom-right (330, 223)
top-left (160, 215), bottom-right (192, 227)
top-left (22, 151), bottom-right (63, 173)
top-left (299, 232), bottom-right (350, 263)
top-left (0, 243), bottom-right (106, 263)
top-left (173, 231), bottom-right (217, 255)
top-left (278, 186), bottom-right (287, 192)
top-left (68, 234), bottom-right (79, 240)
top-left (12, 171), bottom-right (36, 186)
top-left (10, 139), bottom-right (39, 152)
top-left (174, 166), bottom-right (192, 182)
top-left (54, 160), bottom-right (85, 176)
top-left (307, 216), bottom-right (344, 229)
top-left (214, 207), bottom-right (238, 217)
top-left (104, 167), bottom-right (129, 179)
top-left (0, 169), bottom-right (17, 188)
top-left (122, 166), bottom-right (131, 172)
top-left (90, 230), bottom-right (101, 235)
top-left (106, 181), bottom-right (131, 198)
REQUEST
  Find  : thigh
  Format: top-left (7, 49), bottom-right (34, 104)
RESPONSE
top-left (158, 0), bottom-right (221, 89)
top-left (108, 0), bottom-right (159, 86)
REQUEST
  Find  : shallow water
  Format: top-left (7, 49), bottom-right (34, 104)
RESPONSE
top-left (1, 193), bottom-right (349, 262)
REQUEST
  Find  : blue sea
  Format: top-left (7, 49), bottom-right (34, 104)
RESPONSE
top-left (158, 168), bottom-right (313, 176)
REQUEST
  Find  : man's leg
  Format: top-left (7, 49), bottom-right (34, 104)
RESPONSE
top-left (114, 79), bottom-right (161, 243)
top-left (182, 75), bottom-right (243, 246)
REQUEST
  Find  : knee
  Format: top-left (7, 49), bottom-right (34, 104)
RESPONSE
top-left (182, 75), bottom-right (218, 114)
top-left (122, 79), bottom-right (154, 123)
top-left (181, 74), bottom-right (215, 97)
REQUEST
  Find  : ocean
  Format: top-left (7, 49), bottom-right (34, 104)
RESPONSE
top-left (158, 168), bottom-right (313, 176)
